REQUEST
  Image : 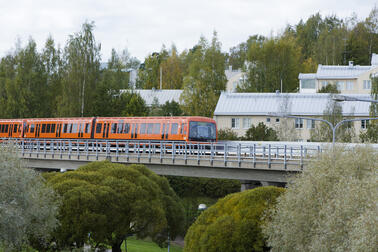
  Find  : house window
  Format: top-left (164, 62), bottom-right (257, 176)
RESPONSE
top-left (243, 118), bottom-right (251, 129)
top-left (301, 79), bottom-right (315, 89)
top-left (346, 81), bottom-right (354, 90)
top-left (295, 118), bottom-right (303, 129)
top-left (266, 117), bottom-right (271, 123)
top-left (336, 81), bottom-right (345, 91)
top-left (231, 118), bottom-right (240, 129)
top-left (361, 120), bottom-right (369, 129)
top-left (363, 80), bottom-right (371, 90)
top-left (307, 119), bottom-right (315, 129)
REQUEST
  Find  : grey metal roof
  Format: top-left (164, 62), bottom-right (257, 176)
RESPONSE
top-left (214, 92), bottom-right (371, 117)
top-left (298, 73), bottom-right (316, 79)
top-left (120, 89), bottom-right (183, 106)
top-left (315, 64), bottom-right (375, 79)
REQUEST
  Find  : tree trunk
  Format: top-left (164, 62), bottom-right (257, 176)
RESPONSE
top-left (111, 241), bottom-right (122, 252)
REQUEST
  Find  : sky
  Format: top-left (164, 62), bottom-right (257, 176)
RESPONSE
top-left (0, 0), bottom-right (376, 62)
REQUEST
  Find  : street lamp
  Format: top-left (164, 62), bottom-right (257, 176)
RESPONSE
top-left (332, 94), bottom-right (378, 103)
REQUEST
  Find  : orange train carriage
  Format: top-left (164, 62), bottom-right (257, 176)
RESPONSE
top-left (0, 116), bottom-right (217, 142)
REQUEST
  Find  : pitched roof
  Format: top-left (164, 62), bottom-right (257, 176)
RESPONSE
top-left (120, 89), bottom-right (183, 106)
top-left (214, 92), bottom-right (371, 117)
top-left (315, 64), bottom-right (375, 79)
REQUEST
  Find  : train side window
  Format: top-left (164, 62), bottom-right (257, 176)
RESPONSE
top-left (13, 124), bottom-right (18, 133)
top-left (30, 124), bottom-right (35, 133)
top-left (5, 124), bottom-right (8, 133)
top-left (63, 124), bottom-right (68, 133)
top-left (147, 123), bottom-right (153, 134)
top-left (171, 123), bottom-right (178, 135)
top-left (41, 124), bottom-right (46, 133)
top-left (123, 123), bottom-right (130, 134)
top-left (46, 124), bottom-right (51, 133)
top-left (0, 124), bottom-right (3, 133)
top-left (117, 123), bottom-right (123, 133)
top-left (96, 123), bottom-right (102, 134)
top-left (182, 123), bottom-right (187, 135)
top-left (85, 123), bottom-right (90, 133)
top-left (153, 123), bottom-right (161, 134)
top-left (111, 123), bottom-right (117, 134)
top-left (140, 123), bottom-right (146, 134)
top-left (72, 124), bottom-right (77, 133)
top-left (51, 124), bottom-right (56, 133)
top-left (68, 124), bottom-right (72, 133)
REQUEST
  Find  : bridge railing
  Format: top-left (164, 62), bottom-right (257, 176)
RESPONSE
top-left (1, 138), bottom-right (323, 170)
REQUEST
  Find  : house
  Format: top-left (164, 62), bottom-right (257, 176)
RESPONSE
top-left (225, 66), bottom-right (247, 92)
top-left (299, 54), bottom-right (378, 94)
top-left (213, 92), bottom-right (371, 142)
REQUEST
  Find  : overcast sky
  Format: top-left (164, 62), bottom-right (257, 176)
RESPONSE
top-left (0, 0), bottom-right (376, 61)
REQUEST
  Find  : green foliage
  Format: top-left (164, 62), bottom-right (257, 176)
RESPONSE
top-left (166, 176), bottom-right (241, 199)
top-left (243, 122), bottom-right (279, 141)
top-left (57, 21), bottom-right (101, 117)
top-left (263, 147), bottom-right (378, 252)
top-left (217, 128), bottom-right (239, 140)
top-left (317, 83), bottom-right (340, 93)
top-left (184, 186), bottom-right (285, 252)
top-left (359, 123), bottom-right (378, 143)
top-left (238, 35), bottom-right (301, 93)
top-left (45, 161), bottom-right (184, 251)
top-left (0, 145), bottom-right (59, 251)
top-left (180, 32), bottom-right (227, 117)
top-left (148, 100), bottom-right (184, 116)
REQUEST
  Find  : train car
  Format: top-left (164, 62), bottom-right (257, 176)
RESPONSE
top-left (94, 116), bottom-right (217, 142)
top-left (0, 119), bottom-right (23, 138)
top-left (0, 116), bottom-right (217, 142)
top-left (22, 117), bottom-right (94, 139)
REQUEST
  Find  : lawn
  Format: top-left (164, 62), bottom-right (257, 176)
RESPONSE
top-left (122, 237), bottom-right (183, 252)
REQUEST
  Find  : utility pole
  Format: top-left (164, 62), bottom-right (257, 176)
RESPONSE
top-left (160, 66), bottom-right (162, 89)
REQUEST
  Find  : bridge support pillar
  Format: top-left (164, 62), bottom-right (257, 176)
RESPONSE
top-left (240, 180), bottom-right (262, 191)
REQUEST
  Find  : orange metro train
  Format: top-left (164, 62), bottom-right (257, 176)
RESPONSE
top-left (0, 116), bottom-right (217, 142)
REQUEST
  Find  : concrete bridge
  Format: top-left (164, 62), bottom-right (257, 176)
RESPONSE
top-left (6, 139), bottom-right (324, 190)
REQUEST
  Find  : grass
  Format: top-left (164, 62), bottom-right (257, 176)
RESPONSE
top-left (122, 236), bottom-right (183, 252)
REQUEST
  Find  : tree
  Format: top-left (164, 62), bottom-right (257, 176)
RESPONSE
top-left (180, 32), bottom-right (227, 117)
top-left (243, 122), bottom-right (279, 141)
top-left (0, 145), bottom-right (59, 251)
top-left (184, 186), bottom-right (285, 252)
top-left (57, 21), bottom-right (101, 117)
top-left (274, 94), bottom-right (298, 141)
top-left (263, 147), bottom-right (378, 252)
top-left (360, 74), bottom-right (378, 143)
top-left (217, 128), bottom-right (239, 140)
top-left (45, 161), bottom-right (184, 252)
top-left (310, 97), bottom-right (355, 142)
top-left (238, 35), bottom-right (301, 93)
top-left (317, 83), bottom-right (340, 93)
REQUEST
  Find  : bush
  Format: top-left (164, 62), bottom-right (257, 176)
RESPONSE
top-left (184, 186), bottom-right (285, 252)
top-left (263, 147), bottom-right (378, 252)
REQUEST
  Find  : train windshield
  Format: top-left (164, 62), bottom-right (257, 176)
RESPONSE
top-left (189, 121), bottom-right (216, 141)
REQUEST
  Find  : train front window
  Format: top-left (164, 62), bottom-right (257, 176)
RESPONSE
top-left (189, 121), bottom-right (216, 141)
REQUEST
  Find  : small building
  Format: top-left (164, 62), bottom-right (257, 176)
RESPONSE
top-left (299, 54), bottom-right (378, 94)
top-left (120, 89), bottom-right (183, 106)
top-left (213, 92), bottom-right (371, 142)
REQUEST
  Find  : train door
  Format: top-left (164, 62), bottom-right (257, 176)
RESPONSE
top-left (36, 124), bottom-right (40, 138)
top-left (161, 123), bottom-right (169, 140)
top-left (56, 124), bottom-right (62, 138)
top-left (8, 124), bottom-right (13, 138)
top-left (102, 123), bottom-right (109, 139)
top-left (78, 123), bottom-right (84, 138)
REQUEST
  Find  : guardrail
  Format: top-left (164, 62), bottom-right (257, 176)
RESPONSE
top-left (1, 138), bottom-right (323, 170)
